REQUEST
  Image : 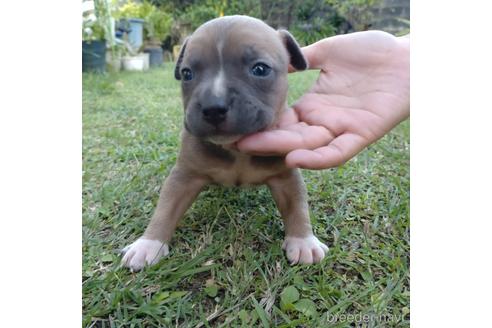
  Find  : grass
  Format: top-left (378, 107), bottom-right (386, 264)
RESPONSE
top-left (83, 65), bottom-right (409, 327)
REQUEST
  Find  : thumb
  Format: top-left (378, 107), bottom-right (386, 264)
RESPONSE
top-left (301, 37), bottom-right (337, 70)
top-left (288, 38), bottom-right (333, 73)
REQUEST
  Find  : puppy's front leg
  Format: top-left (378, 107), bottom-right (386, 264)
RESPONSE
top-left (268, 169), bottom-right (328, 264)
top-left (122, 165), bottom-right (208, 271)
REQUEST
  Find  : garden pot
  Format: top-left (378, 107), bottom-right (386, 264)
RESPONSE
top-left (106, 54), bottom-right (122, 72)
top-left (122, 55), bottom-right (145, 71)
top-left (139, 53), bottom-right (149, 70)
top-left (127, 18), bottom-right (144, 51)
top-left (82, 40), bottom-right (106, 73)
top-left (144, 47), bottom-right (164, 67)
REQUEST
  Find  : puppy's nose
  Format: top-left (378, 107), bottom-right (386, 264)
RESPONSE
top-left (202, 105), bottom-right (228, 126)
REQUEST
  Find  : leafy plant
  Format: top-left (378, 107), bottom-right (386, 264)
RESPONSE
top-left (288, 0), bottom-right (347, 46)
top-left (82, 0), bottom-right (119, 60)
top-left (82, 0), bottom-right (105, 41)
top-left (395, 17), bottom-right (410, 36)
top-left (178, 3), bottom-right (217, 30)
top-left (82, 17), bottom-right (105, 42)
top-left (280, 285), bottom-right (300, 311)
top-left (114, 1), bottom-right (173, 44)
top-left (145, 7), bottom-right (173, 43)
top-left (291, 17), bottom-right (336, 46)
top-left (114, 0), bottom-right (153, 19)
top-left (223, 0), bottom-right (261, 18)
top-left (279, 285), bottom-right (319, 318)
top-left (328, 0), bottom-right (382, 31)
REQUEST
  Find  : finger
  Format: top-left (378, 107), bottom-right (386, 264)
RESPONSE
top-left (289, 36), bottom-right (337, 72)
top-left (237, 124), bottom-right (334, 155)
top-left (276, 107), bottom-right (300, 127)
top-left (301, 38), bottom-right (336, 70)
top-left (285, 133), bottom-right (367, 169)
top-left (292, 94), bottom-right (356, 136)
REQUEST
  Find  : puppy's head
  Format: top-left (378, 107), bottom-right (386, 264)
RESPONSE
top-left (175, 15), bottom-right (307, 145)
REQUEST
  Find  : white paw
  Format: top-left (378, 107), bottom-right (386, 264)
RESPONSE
top-left (282, 235), bottom-right (329, 265)
top-left (121, 238), bottom-right (169, 271)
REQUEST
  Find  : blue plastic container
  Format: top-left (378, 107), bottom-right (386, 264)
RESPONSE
top-left (127, 18), bottom-right (144, 51)
top-left (144, 47), bottom-right (164, 67)
top-left (82, 40), bottom-right (106, 72)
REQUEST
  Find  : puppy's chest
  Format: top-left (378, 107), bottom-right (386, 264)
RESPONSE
top-left (206, 154), bottom-right (284, 187)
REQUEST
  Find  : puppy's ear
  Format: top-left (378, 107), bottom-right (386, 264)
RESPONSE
top-left (278, 30), bottom-right (307, 71)
top-left (174, 37), bottom-right (189, 80)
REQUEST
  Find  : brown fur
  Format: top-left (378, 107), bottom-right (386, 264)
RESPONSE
top-left (142, 16), bottom-right (313, 251)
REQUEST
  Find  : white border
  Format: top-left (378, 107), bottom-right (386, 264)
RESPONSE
top-left (0, 1), bottom-right (81, 327)
top-left (1, 1), bottom-right (492, 327)
top-left (411, 1), bottom-right (492, 326)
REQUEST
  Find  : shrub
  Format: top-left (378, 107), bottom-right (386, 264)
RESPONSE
top-left (328, 0), bottom-right (382, 31)
top-left (146, 7), bottom-right (173, 42)
top-left (178, 3), bottom-right (218, 30)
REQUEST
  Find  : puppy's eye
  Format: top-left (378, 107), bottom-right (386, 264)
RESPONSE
top-left (250, 63), bottom-right (272, 77)
top-left (181, 68), bottom-right (194, 81)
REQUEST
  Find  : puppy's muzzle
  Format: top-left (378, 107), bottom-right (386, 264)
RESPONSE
top-left (202, 105), bottom-right (228, 126)
top-left (201, 95), bottom-right (228, 126)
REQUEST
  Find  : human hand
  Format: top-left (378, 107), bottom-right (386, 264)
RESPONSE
top-left (237, 31), bottom-right (410, 169)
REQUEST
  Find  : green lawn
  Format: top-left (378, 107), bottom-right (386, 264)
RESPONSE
top-left (83, 65), bottom-right (409, 327)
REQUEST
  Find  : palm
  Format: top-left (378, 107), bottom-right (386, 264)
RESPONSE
top-left (237, 31), bottom-right (409, 169)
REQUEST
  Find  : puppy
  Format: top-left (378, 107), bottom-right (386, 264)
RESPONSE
top-left (122, 15), bottom-right (328, 271)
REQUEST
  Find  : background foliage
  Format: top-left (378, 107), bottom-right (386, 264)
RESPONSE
top-left (148, 0), bottom-right (383, 46)
top-left (105, 0), bottom-right (409, 51)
